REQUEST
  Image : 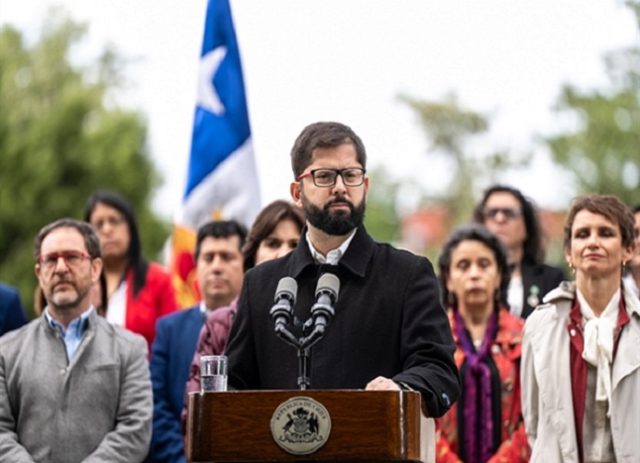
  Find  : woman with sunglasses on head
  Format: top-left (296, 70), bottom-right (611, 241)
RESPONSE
top-left (473, 185), bottom-right (564, 319)
top-left (84, 190), bottom-right (178, 347)
top-left (436, 224), bottom-right (529, 463)
top-left (521, 194), bottom-right (640, 462)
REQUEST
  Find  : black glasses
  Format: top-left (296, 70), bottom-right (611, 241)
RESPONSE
top-left (483, 207), bottom-right (522, 221)
top-left (37, 251), bottom-right (92, 273)
top-left (297, 168), bottom-right (366, 187)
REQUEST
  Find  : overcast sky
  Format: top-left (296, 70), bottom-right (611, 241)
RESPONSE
top-left (1, 0), bottom-right (638, 217)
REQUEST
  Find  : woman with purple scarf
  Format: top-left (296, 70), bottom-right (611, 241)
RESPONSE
top-left (436, 224), bottom-right (530, 463)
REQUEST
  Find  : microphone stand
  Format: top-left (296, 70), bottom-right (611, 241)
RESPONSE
top-left (297, 347), bottom-right (311, 390)
top-left (295, 323), bottom-right (330, 390)
top-left (273, 323), bottom-right (324, 390)
top-left (271, 273), bottom-right (339, 390)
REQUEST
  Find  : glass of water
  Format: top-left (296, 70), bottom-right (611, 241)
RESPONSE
top-left (200, 355), bottom-right (228, 392)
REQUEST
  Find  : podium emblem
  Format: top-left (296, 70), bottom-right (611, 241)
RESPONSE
top-left (270, 396), bottom-right (332, 455)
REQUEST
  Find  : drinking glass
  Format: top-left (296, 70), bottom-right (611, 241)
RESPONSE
top-left (200, 355), bottom-right (228, 392)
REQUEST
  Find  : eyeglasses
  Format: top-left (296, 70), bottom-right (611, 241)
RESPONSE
top-left (483, 207), bottom-right (522, 221)
top-left (37, 251), bottom-right (92, 272)
top-left (91, 216), bottom-right (125, 231)
top-left (297, 168), bottom-right (366, 187)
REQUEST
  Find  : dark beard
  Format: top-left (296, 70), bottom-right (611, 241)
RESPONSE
top-left (302, 195), bottom-right (366, 236)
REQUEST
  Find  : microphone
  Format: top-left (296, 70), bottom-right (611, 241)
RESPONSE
top-left (270, 277), bottom-right (297, 334)
top-left (310, 273), bottom-right (340, 332)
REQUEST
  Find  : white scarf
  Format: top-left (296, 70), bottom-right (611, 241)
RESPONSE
top-left (577, 288), bottom-right (619, 417)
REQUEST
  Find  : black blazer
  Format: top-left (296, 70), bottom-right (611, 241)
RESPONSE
top-left (225, 226), bottom-right (460, 418)
top-left (520, 262), bottom-right (565, 319)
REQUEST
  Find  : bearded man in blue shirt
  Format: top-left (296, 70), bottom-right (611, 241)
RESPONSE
top-left (0, 218), bottom-right (152, 463)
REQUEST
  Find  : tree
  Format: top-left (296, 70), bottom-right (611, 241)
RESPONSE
top-left (545, 1), bottom-right (640, 206)
top-left (363, 166), bottom-right (403, 243)
top-left (399, 93), bottom-right (525, 224)
top-left (0, 11), bottom-right (168, 317)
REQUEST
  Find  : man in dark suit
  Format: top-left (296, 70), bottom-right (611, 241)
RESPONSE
top-left (148, 220), bottom-right (246, 463)
top-left (0, 283), bottom-right (28, 336)
top-left (225, 122), bottom-right (460, 418)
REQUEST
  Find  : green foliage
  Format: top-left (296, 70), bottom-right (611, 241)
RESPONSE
top-left (401, 93), bottom-right (488, 152)
top-left (364, 166), bottom-right (402, 243)
top-left (546, 87), bottom-right (640, 204)
top-left (399, 93), bottom-right (527, 224)
top-left (0, 12), bottom-right (168, 317)
top-left (545, 1), bottom-right (640, 206)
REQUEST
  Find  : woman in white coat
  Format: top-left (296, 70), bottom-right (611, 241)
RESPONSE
top-left (521, 194), bottom-right (640, 463)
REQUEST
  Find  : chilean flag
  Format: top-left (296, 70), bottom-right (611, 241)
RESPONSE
top-left (172, 0), bottom-right (260, 307)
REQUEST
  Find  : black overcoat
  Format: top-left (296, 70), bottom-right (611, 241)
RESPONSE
top-left (520, 261), bottom-right (565, 319)
top-left (225, 226), bottom-right (460, 417)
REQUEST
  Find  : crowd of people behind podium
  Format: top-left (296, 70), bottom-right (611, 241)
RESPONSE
top-left (1, 121), bottom-right (640, 463)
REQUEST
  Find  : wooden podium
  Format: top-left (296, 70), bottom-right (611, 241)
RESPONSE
top-left (186, 390), bottom-right (435, 462)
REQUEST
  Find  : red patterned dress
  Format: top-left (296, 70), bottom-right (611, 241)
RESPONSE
top-left (436, 308), bottom-right (530, 463)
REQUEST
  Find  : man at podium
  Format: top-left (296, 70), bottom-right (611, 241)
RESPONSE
top-left (225, 121), bottom-right (460, 418)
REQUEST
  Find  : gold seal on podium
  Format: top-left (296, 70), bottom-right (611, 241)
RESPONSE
top-left (270, 396), bottom-right (332, 455)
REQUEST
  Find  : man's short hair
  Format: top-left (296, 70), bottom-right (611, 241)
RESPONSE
top-left (290, 122), bottom-right (367, 178)
top-left (34, 218), bottom-right (101, 259)
top-left (194, 220), bottom-right (248, 261)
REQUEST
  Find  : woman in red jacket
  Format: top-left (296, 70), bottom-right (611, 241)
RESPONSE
top-left (436, 224), bottom-right (529, 463)
top-left (85, 190), bottom-right (178, 347)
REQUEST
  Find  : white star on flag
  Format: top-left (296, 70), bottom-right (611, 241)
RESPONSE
top-left (171, 0), bottom-right (260, 308)
top-left (197, 46), bottom-right (227, 116)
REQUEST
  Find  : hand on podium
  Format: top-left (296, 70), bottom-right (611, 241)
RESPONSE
top-left (365, 376), bottom-right (401, 391)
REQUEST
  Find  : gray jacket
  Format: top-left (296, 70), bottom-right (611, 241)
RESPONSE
top-left (0, 310), bottom-right (152, 462)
